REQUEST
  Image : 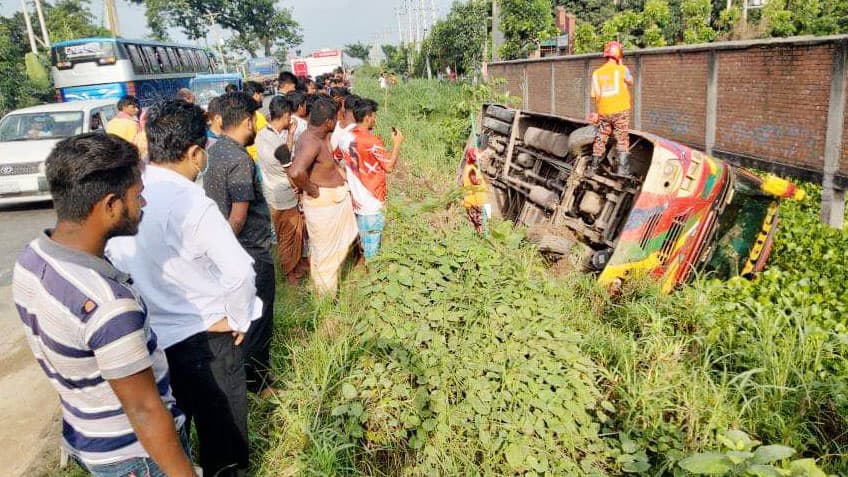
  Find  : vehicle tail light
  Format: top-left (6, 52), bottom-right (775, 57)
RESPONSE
top-left (55, 89), bottom-right (64, 102)
top-left (126, 82), bottom-right (136, 96)
top-left (97, 56), bottom-right (117, 65)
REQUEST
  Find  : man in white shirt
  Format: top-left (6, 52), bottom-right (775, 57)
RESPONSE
top-left (287, 91), bottom-right (309, 149)
top-left (255, 95), bottom-right (306, 284)
top-left (107, 100), bottom-right (260, 477)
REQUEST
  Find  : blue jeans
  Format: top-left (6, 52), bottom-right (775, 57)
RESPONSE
top-left (83, 426), bottom-right (192, 477)
top-left (356, 212), bottom-right (385, 260)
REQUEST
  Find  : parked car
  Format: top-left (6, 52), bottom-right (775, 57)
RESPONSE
top-left (0, 99), bottom-right (117, 206)
top-left (469, 104), bottom-right (803, 292)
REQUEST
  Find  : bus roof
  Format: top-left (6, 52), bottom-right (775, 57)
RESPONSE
top-left (52, 37), bottom-right (204, 50)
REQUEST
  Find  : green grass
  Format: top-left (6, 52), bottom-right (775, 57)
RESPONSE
top-left (249, 77), bottom-right (846, 476)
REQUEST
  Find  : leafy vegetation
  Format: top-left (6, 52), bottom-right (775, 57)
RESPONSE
top-left (130, 0), bottom-right (302, 58)
top-left (243, 77), bottom-right (848, 476)
top-left (345, 42), bottom-right (373, 65)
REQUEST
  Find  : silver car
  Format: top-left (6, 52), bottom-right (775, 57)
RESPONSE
top-left (0, 99), bottom-right (117, 206)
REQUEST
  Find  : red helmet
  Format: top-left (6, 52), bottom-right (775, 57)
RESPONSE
top-left (603, 41), bottom-right (624, 63)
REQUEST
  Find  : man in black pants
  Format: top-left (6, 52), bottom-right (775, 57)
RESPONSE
top-left (204, 92), bottom-right (276, 394)
top-left (107, 100), bottom-right (259, 476)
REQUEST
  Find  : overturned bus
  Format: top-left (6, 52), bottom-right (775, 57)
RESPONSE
top-left (471, 104), bottom-right (804, 293)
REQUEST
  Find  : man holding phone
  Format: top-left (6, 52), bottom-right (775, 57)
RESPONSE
top-left (348, 98), bottom-right (404, 260)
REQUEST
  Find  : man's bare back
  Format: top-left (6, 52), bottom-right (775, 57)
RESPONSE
top-left (290, 126), bottom-right (345, 197)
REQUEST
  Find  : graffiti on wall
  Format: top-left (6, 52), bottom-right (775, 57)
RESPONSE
top-left (643, 110), bottom-right (693, 138)
top-left (723, 122), bottom-right (821, 161)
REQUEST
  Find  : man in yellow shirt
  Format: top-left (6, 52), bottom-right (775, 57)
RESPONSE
top-left (105, 95), bottom-right (140, 145)
top-left (244, 81), bottom-right (268, 161)
top-left (589, 41), bottom-right (634, 176)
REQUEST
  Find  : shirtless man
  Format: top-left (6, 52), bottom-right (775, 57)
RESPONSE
top-left (289, 96), bottom-right (358, 295)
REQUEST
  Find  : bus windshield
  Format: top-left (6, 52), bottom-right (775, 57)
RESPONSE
top-left (0, 112), bottom-right (84, 141)
top-left (52, 41), bottom-right (120, 69)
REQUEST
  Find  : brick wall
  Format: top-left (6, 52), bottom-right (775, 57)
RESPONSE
top-left (641, 52), bottom-right (708, 148)
top-left (716, 45), bottom-right (831, 172)
top-left (526, 63), bottom-right (551, 113)
top-left (488, 37), bottom-right (848, 181)
top-left (553, 61), bottom-right (587, 117)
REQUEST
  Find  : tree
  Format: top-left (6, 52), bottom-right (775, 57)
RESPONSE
top-left (132, 0), bottom-right (302, 58)
top-left (428, 0), bottom-right (488, 75)
top-left (344, 42), bottom-right (372, 64)
top-left (680, 0), bottom-right (716, 43)
top-left (497, 0), bottom-right (557, 60)
top-left (381, 44), bottom-right (409, 74)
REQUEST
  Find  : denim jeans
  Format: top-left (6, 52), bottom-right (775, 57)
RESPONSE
top-left (83, 426), bottom-right (191, 477)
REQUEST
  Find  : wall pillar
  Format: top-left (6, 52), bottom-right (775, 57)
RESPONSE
top-left (550, 62), bottom-right (556, 114)
top-left (705, 49), bottom-right (719, 156)
top-left (633, 54), bottom-right (643, 130)
top-left (522, 65), bottom-right (529, 109)
top-left (584, 59), bottom-right (591, 117)
top-left (822, 40), bottom-right (847, 228)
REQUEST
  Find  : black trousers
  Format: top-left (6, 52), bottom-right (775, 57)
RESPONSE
top-left (244, 253), bottom-right (276, 393)
top-left (165, 332), bottom-right (248, 477)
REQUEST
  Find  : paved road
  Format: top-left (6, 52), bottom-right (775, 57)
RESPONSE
top-left (0, 201), bottom-right (60, 476)
top-left (0, 202), bottom-right (55, 286)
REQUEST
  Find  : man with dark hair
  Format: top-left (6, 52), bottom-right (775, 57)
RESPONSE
top-left (277, 71), bottom-right (299, 94)
top-left (205, 96), bottom-right (224, 147)
top-left (244, 81), bottom-right (268, 162)
top-left (256, 96), bottom-right (305, 285)
top-left (204, 92), bottom-right (276, 394)
top-left (349, 98), bottom-right (404, 259)
top-left (289, 96), bottom-right (358, 295)
top-left (13, 133), bottom-right (197, 477)
top-left (106, 94), bottom-right (141, 144)
top-left (107, 100), bottom-right (260, 477)
top-left (176, 88), bottom-right (196, 104)
top-left (287, 91), bottom-right (309, 148)
top-left (224, 83), bottom-right (238, 94)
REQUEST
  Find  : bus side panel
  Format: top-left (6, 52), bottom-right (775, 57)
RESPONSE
top-left (134, 77), bottom-right (192, 107)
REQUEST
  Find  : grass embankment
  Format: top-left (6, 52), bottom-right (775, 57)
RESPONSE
top-left (250, 77), bottom-right (847, 476)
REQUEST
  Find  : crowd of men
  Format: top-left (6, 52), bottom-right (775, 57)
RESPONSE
top-left (12, 70), bottom-right (403, 477)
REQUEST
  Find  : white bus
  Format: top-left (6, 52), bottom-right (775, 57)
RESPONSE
top-left (51, 37), bottom-right (215, 107)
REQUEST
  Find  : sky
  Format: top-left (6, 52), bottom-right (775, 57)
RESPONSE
top-left (2, 0), bottom-right (458, 55)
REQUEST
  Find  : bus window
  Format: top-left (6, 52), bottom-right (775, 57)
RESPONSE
top-left (142, 46), bottom-right (160, 73)
top-left (166, 48), bottom-right (182, 73)
top-left (125, 44), bottom-right (149, 74)
top-left (155, 47), bottom-right (172, 73)
top-left (52, 41), bottom-right (120, 69)
top-left (178, 48), bottom-right (195, 72)
top-left (189, 50), bottom-right (202, 73)
top-left (198, 51), bottom-right (211, 72)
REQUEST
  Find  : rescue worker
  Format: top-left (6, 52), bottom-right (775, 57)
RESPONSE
top-left (589, 41), bottom-right (634, 176)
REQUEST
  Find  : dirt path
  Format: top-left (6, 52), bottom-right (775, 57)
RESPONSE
top-left (0, 284), bottom-right (61, 476)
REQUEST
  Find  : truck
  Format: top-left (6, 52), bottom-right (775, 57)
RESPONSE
top-left (290, 49), bottom-right (343, 79)
top-left (246, 57), bottom-right (279, 94)
top-left (189, 73), bottom-right (243, 109)
top-left (469, 104), bottom-right (804, 293)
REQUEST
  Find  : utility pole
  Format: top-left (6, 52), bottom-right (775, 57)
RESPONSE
top-left (406, 0), bottom-right (413, 51)
top-left (105, 0), bottom-right (120, 36)
top-left (20, 0), bottom-right (38, 54)
top-left (33, 0), bottom-right (49, 47)
top-left (204, 13), bottom-right (227, 73)
top-left (395, 6), bottom-right (404, 44)
top-left (430, 0), bottom-right (436, 29)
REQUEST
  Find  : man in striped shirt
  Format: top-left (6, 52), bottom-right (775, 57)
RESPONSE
top-left (12, 133), bottom-right (195, 476)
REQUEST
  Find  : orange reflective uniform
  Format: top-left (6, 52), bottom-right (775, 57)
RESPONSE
top-left (591, 62), bottom-right (633, 116)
